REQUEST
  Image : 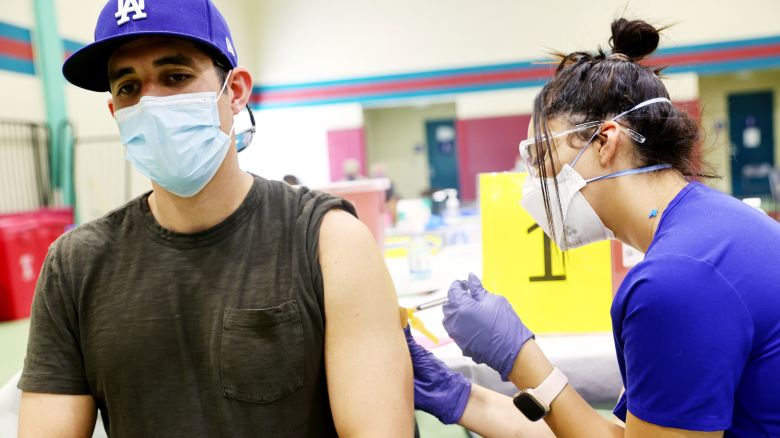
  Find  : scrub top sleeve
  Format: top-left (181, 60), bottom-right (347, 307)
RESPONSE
top-left (618, 255), bottom-right (753, 431)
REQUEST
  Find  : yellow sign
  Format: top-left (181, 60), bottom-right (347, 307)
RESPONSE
top-left (480, 172), bottom-right (613, 334)
top-left (384, 233), bottom-right (443, 258)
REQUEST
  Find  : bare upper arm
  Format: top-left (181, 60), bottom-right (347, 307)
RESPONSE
top-left (318, 209), bottom-right (414, 437)
top-left (625, 412), bottom-right (723, 438)
top-left (19, 392), bottom-right (97, 438)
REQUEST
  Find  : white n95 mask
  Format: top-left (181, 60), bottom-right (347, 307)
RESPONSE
top-left (519, 97), bottom-right (674, 250)
top-left (114, 74), bottom-right (234, 197)
top-left (521, 164), bottom-right (615, 250)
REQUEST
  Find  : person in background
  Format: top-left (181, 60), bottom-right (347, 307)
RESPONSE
top-left (342, 158), bottom-right (364, 181)
top-left (17, 1), bottom-right (413, 436)
top-left (406, 18), bottom-right (780, 437)
top-left (370, 162), bottom-right (400, 226)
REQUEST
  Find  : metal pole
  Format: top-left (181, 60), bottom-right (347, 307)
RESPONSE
top-left (32, 0), bottom-right (73, 207)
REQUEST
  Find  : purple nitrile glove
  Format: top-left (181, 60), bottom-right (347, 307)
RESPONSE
top-left (443, 273), bottom-right (534, 381)
top-left (404, 326), bottom-right (471, 424)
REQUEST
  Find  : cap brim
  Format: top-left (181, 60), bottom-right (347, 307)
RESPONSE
top-left (62, 31), bottom-right (234, 92)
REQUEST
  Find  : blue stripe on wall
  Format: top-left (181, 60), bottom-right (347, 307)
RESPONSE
top-left (657, 35), bottom-right (780, 56)
top-left (253, 60), bottom-right (545, 93)
top-left (0, 21), bottom-right (84, 54)
top-left (665, 56), bottom-right (780, 76)
top-left (0, 21), bottom-right (86, 75)
top-left (0, 21), bottom-right (32, 42)
top-left (252, 34), bottom-right (780, 95)
top-left (0, 55), bottom-right (35, 75)
top-left (251, 54), bottom-right (780, 109)
top-left (252, 79), bottom-right (550, 110)
top-left (63, 39), bottom-right (83, 54)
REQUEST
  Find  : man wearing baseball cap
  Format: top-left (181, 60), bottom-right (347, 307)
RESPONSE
top-left (17, 1), bottom-right (413, 436)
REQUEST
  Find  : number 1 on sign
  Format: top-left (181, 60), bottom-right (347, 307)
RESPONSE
top-left (527, 224), bottom-right (566, 282)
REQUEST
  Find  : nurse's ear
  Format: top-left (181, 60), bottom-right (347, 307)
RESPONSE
top-left (592, 121), bottom-right (622, 168)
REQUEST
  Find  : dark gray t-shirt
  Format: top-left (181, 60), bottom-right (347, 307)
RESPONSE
top-left (19, 175), bottom-right (355, 437)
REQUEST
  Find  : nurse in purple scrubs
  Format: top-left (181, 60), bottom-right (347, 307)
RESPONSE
top-left (406, 18), bottom-right (780, 438)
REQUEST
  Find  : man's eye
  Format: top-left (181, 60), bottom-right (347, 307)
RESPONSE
top-left (117, 83), bottom-right (138, 96)
top-left (168, 73), bottom-right (190, 83)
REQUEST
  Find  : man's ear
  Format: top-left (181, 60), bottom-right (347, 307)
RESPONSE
top-left (227, 67), bottom-right (252, 115)
top-left (108, 98), bottom-right (115, 117)
top-left (593, 121), bottom-right (621, 167)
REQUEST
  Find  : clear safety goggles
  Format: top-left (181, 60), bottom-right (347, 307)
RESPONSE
top-left (518, 121), bottom-right (645, 174)
top-left (518, 97), bottom-right (671, 174)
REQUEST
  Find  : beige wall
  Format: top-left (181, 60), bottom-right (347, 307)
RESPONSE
top-left (252, 0), bottom-right (780, 85)
top-left (364, 102), bottom-right (456, 198)
top-left (2, 2), bottom-right (34, 27)
top-left (0, 4), bottom-right (43, 212)
top-left (699, 69), bottom-right (780, 194)
top-left (0, 73), bottom-right (45, 122)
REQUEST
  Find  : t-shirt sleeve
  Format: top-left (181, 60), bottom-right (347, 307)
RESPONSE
top-left (17, 246), bottom-right (91, 395)
top-left (616, 255), bottom-right (753, 431)
top-left (297, 188), bottom-right (358, 306)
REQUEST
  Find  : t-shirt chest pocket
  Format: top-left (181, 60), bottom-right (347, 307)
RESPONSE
top-left (221, 300), bottom-right (305, 403)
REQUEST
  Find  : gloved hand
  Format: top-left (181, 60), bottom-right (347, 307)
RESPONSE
top-left (443, 273), bottom-right (534, 381)
top-left (404, 326), bottom-right (471, 424)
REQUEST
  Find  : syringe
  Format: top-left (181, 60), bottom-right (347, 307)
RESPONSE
top-left (414, 297), bottom-right (449, 312)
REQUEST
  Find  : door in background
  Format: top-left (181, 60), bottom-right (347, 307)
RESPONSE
top-left (728, 91), bottom-right (775, 197)
top-left (425, 120), bottom-right (460, 191)
top-left (327, 128), bottom-right (365, 182)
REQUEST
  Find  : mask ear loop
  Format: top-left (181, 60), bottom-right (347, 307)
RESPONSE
top-left (570, 126), bottom-right (602, 169)
top-left (217, 70), bottom-right (235, 136)
top-left (569, 97), bottom-right (673, 169)
top-left (217, 69), bottom-right (233, 100)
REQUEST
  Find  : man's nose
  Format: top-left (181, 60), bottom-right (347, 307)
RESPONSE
top-left (138, 82), bottom-right (167, 99)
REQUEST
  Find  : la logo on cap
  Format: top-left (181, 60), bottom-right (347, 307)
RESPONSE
top-left (115, 0), bottom-right (147, 26)
top-left (225, 37), bottom-right (235, 57)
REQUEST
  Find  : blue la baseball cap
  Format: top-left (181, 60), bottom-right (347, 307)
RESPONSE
top-left (63, 0), bottom-right (238, 92)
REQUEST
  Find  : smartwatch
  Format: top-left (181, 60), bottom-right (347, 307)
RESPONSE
top-left (512, 367), bottom-right (568, 421)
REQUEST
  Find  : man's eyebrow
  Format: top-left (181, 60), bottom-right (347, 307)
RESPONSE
top-left (108, 54), bottom-right (198, 84)
top-left (152, 54), bottom-right (197, 68)
top-left (108, 67), bottom-right (135, 83)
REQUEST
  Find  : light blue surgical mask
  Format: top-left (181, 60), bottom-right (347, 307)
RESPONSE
top-left (114, 72), bottom-right (234, 197)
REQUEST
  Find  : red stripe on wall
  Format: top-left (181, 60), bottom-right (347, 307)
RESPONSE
top-left (0, 36), bottom-right (33, 61)
top-left (249, 41), bottom-right (780, 107)
top-left (257, 67), bottom-right (553, 103)
top-left (648, 44), bottom-right (780, 67)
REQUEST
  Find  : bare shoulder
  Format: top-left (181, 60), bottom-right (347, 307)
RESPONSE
top-left (319, 208), bottom-right (371, 245)
top-left (318, 208), bottom-right (389, 301)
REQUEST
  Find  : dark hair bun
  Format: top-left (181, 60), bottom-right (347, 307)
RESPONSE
top-left (609, 18), bottom-right (660, 61)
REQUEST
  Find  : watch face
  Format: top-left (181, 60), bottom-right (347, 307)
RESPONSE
top-left (513, 392), bottom-right (547, 422)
